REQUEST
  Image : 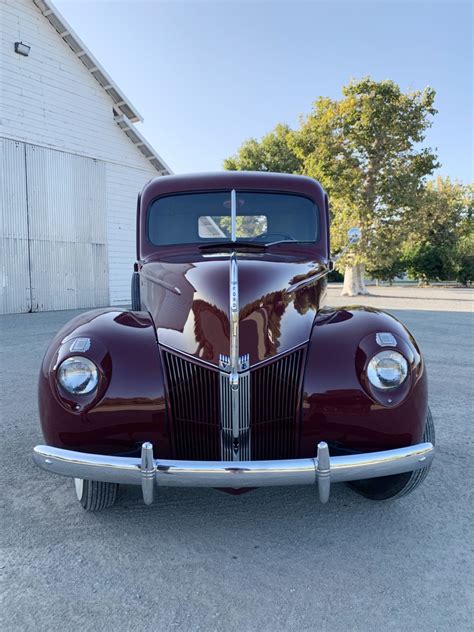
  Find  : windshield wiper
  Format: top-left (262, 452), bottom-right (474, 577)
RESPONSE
top-left (199, 238), bottom-right (299, 250)
top-left (264, 238), bottom-right (299, 247)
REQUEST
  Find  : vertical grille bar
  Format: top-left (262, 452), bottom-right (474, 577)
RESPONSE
top-left (250, 349), bottom-right (304, 460)
top-left (163, 351), bottom-right (220, 461)
top-left (239, 372), bottom-right (251, 460)
top-left (220, 372), bottom-right (232, 460)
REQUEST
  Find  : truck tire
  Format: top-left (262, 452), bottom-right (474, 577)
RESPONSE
top-left (131, 271), bottom-right (141, 310)
top-left (74, 478), bottom-right (118, 511)
top-left (348, 408), bottom-right (435, 501)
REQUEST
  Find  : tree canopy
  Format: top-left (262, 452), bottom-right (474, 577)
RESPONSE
top-left (223, 78), bottom-right (474, 290)
top-left (403, 178), bottom-right (474, 284)
top-left (223, 123), bottom-right (302, 174)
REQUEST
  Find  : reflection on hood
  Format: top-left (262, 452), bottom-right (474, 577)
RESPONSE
top-left (141, 254), bottom-right (327, 367)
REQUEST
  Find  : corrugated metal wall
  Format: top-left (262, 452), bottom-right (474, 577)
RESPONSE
top-left (0, 139), bottom-right (31, 313)
top-left (0, 139), bottom-right (109, 313)
top-left (26, 144), bottom-right (108, 311)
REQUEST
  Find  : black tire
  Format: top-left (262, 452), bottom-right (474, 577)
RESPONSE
top-left (131, 271), bottom-right (141, 311)
top-left (348, 408), bottom-right (435, 501)
top-left (74, 478), bottom-right (118, 511)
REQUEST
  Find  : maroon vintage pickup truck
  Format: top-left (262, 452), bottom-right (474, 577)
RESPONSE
top-left (34, 172), bottom-right (434, 511)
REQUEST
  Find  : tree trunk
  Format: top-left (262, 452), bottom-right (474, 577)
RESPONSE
top-left (342, 264), bottom-right (370, 296)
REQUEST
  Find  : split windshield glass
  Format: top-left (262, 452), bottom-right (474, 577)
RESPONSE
top-left (147, 191), bottom-right (318, 246)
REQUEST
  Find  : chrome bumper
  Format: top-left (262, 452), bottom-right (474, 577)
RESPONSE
top-left (33, 441), bottom-right (434, 505)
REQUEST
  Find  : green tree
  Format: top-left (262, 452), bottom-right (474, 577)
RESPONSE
top-left (404, 243), bottom-right (451, 284)
top-left (455, 184), bottom-right (474, 285)
top-left (403, 178), bottom-right (473, 284)
top-left (290, 78), bottom-right (439, 294)
top-left (223, 123), bottom-right (302, 174)
top-left (224, 78), bottom-right (440, 294)
top-left (454, 231), bottom-right (474, 286)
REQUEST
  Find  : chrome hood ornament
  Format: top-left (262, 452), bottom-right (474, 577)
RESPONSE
top-left (218, 191), bottom-right (251, 461)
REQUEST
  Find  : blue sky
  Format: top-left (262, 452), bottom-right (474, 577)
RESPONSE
top-left (55, 0), bottom-right (473, 182)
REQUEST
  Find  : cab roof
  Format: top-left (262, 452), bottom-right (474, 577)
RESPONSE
top-left (140, 172), bottom-right (326, 206)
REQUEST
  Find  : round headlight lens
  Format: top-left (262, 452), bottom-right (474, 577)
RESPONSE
top-left (367, 350), bottom-right (408, 390)
top-left (57, 356), bottom-right (99, 395)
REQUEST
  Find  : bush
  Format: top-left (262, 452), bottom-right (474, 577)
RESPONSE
top-left (404, 243), bottom-right (454, 284)
top-left (366, 259), bottom-right (406, 284)
top-left (454, 233), bottom-right (474, 286)
top-left (454, 254), bottom-right (474, 285)
top-left (328, 268), bottom-right (344, 282)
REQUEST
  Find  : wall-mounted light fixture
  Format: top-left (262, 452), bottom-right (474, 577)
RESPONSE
top-left (14, 42), bottom-right (31, 57)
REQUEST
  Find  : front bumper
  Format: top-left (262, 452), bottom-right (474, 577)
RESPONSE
top-left (33, 441), bottom-right (434, 504)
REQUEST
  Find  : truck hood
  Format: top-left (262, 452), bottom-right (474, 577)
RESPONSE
top-left (140, 252), bottom-right (328, 367)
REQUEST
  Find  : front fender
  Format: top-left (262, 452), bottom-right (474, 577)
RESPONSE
top-left (38, 309), bottom-right (171, 457)
top-left (300, 306), bottom-right (428, 455)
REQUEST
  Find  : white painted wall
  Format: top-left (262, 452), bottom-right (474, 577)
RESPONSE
top-left (0, 0), bottom-right (158, 172)
top-left (0, 0), bottom-right (163, 310)
top-left (106, 163), bottom-right (153, 305)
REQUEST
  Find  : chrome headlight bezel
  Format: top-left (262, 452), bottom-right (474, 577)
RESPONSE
top-left (367, 350), bottom-right (409, 391)
top-left (57, 356), bottom-right (99, 396)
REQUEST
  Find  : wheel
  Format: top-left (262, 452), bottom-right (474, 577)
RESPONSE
top-left (131, 271), bottom-right (141, 310)
top-left (348, 408), bottom-right (435, 501)
top-left (74, 478), bottom-right (118, 511)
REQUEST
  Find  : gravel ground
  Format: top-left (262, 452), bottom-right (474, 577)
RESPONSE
top-left (1, 288), bottom-right (473, 631)
top-left (327, 283), bottom-right (473, 312)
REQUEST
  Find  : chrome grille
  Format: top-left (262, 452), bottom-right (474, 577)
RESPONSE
top-left (163, 351), bottom-right (220, 460)
top-left (250, 349), bottom-right (304, 460)
top-left (163, 348), bottom-right (304, 461)
top-left (220, 371), bottom-right (251, 461)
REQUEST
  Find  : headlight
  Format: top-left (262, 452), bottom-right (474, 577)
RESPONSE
top-left (57, 356), bottom-right (99, 395)
top-left (367, 350), bottom-right (408, 390)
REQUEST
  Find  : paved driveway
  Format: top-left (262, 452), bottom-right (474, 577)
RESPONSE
top-left (1, 288), bottom-right (473, 631)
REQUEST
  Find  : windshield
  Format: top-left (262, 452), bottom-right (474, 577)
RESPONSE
top-left (147, 191), bottom-right (319, 246)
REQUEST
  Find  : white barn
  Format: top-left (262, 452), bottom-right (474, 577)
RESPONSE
top-left (0, 0), bottom-right (172, 314)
